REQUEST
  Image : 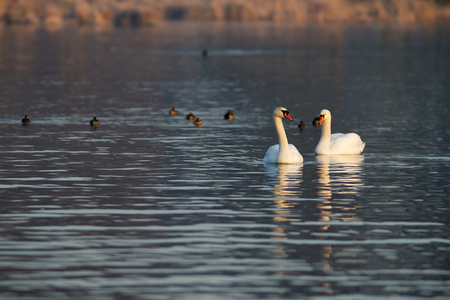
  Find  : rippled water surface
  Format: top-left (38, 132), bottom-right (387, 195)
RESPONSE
top-left (0, 22), bottom-right (449, 299)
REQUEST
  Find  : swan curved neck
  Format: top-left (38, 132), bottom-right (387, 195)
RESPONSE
top-left (274, 116), bottom-right (289, 150)
top-left (317, 118), bottom-right (331, 153)
top-left (321, 118), bottom-right (331, 140)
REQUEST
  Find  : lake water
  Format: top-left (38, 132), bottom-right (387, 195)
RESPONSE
top-left (0, 22), bottom-right (449, 299)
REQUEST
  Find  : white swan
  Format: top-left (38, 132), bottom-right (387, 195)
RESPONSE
top-left (263, 107), bottom-right (303, 164)
top-left (315, 109), bottom-right (365, 155)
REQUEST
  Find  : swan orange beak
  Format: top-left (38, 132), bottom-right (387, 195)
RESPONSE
top-left (283, 111), bottom-right (293, 121)
top-left (318, 115), bottom-right (324, 125)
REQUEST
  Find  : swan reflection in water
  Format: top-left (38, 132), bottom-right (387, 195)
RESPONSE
top-left (316, 155), bottom-right (364, 199)
top-left (264, 163), bottom-right (303, 261)
top-left (264, 163), bottom-right (303, 223)
top-left (264, 163), bottom-right (303, 200)
top-left (315, 155), bottom-right (365, 294)
top-left (316, 155), bottom-right (364, 225)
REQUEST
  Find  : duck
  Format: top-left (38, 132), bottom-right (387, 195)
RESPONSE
top-left (312, 117), bottom-right (321, 127)
top-left (263, 107), bottom-right (303, 164)
top-left (298, 120), bottom-right (306, 130)
top-left (193, 117), bottom-right (203, 127)
top-left (202, 48), bottom-right (208, 57)
top-left (22, 115), bottom-right (30, 125)
top-left (315, 109), bottom-right (365, 155)
top-left (90, 117), bottom-right (100, 127)
top-left (170, 107), bottom-right (179, 116)
top-left (186, 112), bottom-right (196, 120)
top-left (224, 110), bottom-right (234, 120)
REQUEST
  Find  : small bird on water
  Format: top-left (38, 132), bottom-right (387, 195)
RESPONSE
top-left (170, 107), bottom-right (179, 116)
top-left (193, 117), bottom-right (203, 127)
top-left (90, 117), bottom-right (100, 127)
top-left (186, 112), bottom-right (196, 120)
top-left (298, 120), bottom-right (306, 130)
top-left (224, 110), bottom-right (234, 120)
top-left (22, 115), bottom-right (30, 125)
top-left (312, 117), bottom-right (321, 127)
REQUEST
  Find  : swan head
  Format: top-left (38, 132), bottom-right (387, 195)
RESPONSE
top-left (273, 107), bottom-right (293, 121)
top-left (318, 109), bottom-right (331, 125)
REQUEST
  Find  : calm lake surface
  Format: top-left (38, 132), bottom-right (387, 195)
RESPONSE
top-left (0, 22), bottom-right (449, 299)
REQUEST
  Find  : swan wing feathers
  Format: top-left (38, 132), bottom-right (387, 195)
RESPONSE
top-left (329, 133), bottom-right (365, 155)
top-left (263, 145), bottom-right (280, 164)
top-left (263, 144), bottom-right (303, 164)
top-left (288, 144), bottom-right (304, 163)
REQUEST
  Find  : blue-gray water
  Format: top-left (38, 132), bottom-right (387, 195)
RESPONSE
top-left (0, 22), bottom-right (449, 299)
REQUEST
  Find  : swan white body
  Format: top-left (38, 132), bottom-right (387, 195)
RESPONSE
top-left (263, 107), bottom-right (303, 164)
top-left (315, 109), bottom-right (365, 155)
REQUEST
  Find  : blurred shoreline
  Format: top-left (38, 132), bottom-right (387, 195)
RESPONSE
top-left (1, 0), bottom-right (450, 27)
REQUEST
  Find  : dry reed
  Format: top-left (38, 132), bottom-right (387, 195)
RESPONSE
top-left (0, 0), bottom-right (449, 27)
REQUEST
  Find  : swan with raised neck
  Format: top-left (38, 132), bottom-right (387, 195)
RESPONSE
top-left (315, 109), bottom-right (365, 155)
top-left (263, 107), bottom-right (303, 164)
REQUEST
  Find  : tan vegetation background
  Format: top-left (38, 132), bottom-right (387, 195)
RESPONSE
top-left (1, 0), bottom-right (450, 26)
